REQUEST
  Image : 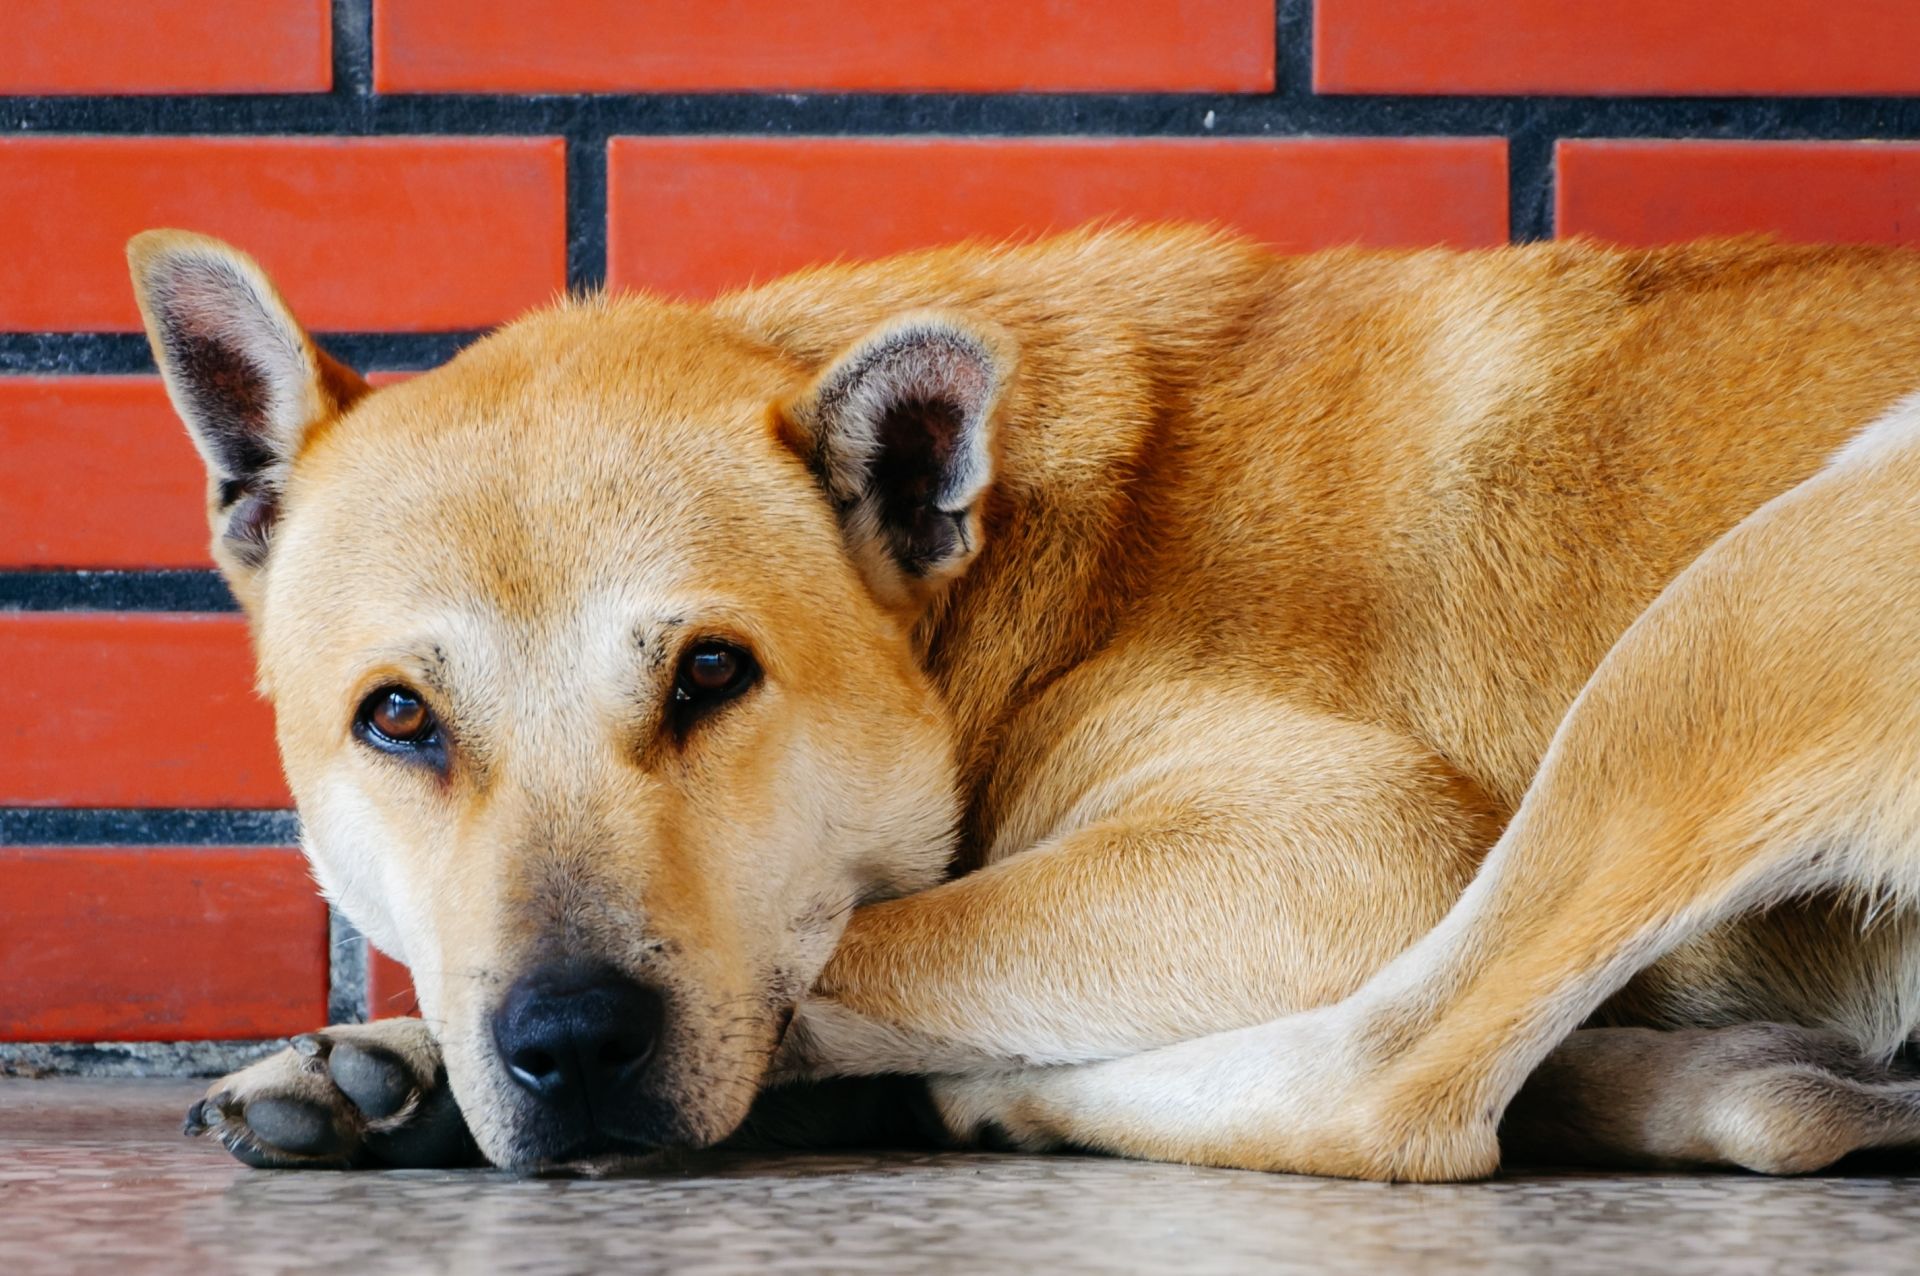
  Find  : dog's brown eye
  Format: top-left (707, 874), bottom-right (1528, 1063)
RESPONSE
top-left (685, 644), bottom-right (743, 693)
top-left (671, 640), bottom-right (758, 728)
top-left (355, 685), bottom-right (442, 759)
top-left (369, 689), bottom-right (431, 741)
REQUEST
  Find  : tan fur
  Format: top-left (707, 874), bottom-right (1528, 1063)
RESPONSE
top-left (131, 224), bottom-right (1920, 1175)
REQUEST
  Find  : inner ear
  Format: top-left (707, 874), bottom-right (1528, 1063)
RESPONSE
top-left (871, 395), bottom-right (969, 572)
top-left (780, 313), bottom-right (1013, 604)
top-left (162, 271), bottom-right (295, 485)
top-left (128, 230), bottom-right (364, 580)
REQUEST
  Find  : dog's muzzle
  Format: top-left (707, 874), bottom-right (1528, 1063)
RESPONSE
top-left (490, 961), bottom-right (677, 1160)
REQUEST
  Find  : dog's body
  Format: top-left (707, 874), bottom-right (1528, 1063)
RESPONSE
top-left (133, 225), bottom-right (1920, 1178)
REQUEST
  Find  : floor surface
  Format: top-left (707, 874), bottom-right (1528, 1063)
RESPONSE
top-left (3, 1077), bottom-right (1917, 1274)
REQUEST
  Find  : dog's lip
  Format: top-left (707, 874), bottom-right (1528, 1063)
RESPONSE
top-left (770, 1003), bottom-right (797, 1053)
top-left (522, 1131), bottom-right (674, 1176)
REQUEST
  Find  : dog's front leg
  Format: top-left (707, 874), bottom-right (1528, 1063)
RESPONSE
top-left (775, 997), bottom-right (1027, 1081)
top-left (763, 702), bottom-right (1499, 1167)
top-left (786, 702), bottom-right (1499, 1077)
top-left (185, 1018), bottom-right (480, 1169)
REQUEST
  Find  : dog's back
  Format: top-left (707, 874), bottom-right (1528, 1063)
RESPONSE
top-left (718, 229), bottom-right (1920, 825)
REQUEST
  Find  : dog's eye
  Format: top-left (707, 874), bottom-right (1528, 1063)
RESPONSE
top-left (672, 640), bottom-right (758, 723)
top-left (355, 685), bottom-right (442, 754)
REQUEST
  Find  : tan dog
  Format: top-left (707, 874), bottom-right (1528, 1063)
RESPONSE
top-left (131, 224), bottom-right (1920, 1179)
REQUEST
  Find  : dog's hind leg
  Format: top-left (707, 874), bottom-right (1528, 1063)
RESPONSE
top-left (918, 413), bottom-right (1920, 1179)
top-left (1503, 1022), bottom-right (1920, 1172)
top-left (929, 1019), bottom-right (1920, 1174)
top-left (184, 1018), bottom-right (479, 1169)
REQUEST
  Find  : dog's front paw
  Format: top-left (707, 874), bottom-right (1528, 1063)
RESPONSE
top-left (926, 1071), bottom-right (1074, 1153)
top-left (184, 1018), bottom-right (479, 1170)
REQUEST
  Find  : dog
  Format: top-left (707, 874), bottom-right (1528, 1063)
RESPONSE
top-left (131, 223), bottom-right (1920, 1179)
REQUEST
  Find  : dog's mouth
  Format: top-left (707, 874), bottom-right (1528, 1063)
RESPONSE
top-left (502, 1090), bottom-right (707, 1173)
top-left (521, 1133), bottom-right (678, 1177)
top-left (498, 1012), bottom-right (798, 1173)
top-left (472, 972), bottom-right (803, 1173)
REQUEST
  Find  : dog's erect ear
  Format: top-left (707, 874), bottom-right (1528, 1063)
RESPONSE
top-left (127, 230), bottom-right (366, 599)
top-left (778, 312), bottom-right (1013, 608)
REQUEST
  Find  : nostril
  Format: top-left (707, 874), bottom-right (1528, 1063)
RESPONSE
top-left (597, 1031), bottom-right (653, 1073)
top-left (507, 1047), bottom-right (563, 1092)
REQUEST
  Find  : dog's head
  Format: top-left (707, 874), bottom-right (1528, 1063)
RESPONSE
top-left (129, 231), bottom-right (1013, 1168)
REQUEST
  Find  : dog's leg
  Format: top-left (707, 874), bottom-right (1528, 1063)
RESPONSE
top-left (780, 703), bottom-right (1503, 1078)
top-left (184, 1018), bottom-right (480, 1169)
top-left (910, 432), bottom-right (1920, 1179)
top-left (931, 1020), bottom-right (1920, 1174)
top-left (1503, 1023), bottom-right (1920, 1173)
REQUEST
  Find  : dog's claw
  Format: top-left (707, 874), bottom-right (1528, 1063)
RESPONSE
top-left (289, 1033), bottom-right (325, 1059)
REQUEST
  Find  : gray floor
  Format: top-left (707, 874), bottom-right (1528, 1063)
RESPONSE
top-left (3, 1078), bottom-right (1917, 1275)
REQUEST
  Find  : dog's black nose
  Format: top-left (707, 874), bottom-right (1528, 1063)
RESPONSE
top-left (491, 964), bottom-right (666, 1112)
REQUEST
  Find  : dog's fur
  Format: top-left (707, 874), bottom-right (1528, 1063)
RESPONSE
top-left (133, 224), bottom-right (1920, 1178)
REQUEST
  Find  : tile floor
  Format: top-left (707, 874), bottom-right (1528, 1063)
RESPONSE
top-left (2, 1077), bottom-right (1915, 1275)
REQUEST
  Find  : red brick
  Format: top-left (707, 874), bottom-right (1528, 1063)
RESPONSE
top-left (2, 0), bottom-right (329, 95)
top-left (0, 378), bottom-right (209, 569)
top-left (0, 374), bottom-right (419, 570)
top-left (0, 137), bottom-right (566, 333)
top-left (1315, 0), bottom-right (1920, 96)
top-left (0, 613), bottom-right (286, 808)
top-left (0, 847), bottom-right (327, 1041)
top-left (367, 952), bottom-right (421, 1020)
top-left (376, 0), bottom-right (1274, 94)
top-left (1557, 141), bottom-right (1920, 247)
top-left (607, 137), bottom-right (1508, 299)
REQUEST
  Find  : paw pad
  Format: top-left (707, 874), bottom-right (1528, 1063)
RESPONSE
top-left (181, 1022), bottom-right (477, 1171)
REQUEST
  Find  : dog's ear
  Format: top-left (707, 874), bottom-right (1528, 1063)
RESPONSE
top-left (127, 230), bottom-right (367, 604)
top-left (778, 312), bottom-right (1013, 609)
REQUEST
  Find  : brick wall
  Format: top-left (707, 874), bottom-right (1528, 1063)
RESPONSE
top-left (3, 0), bottom-right (1918, 1075)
